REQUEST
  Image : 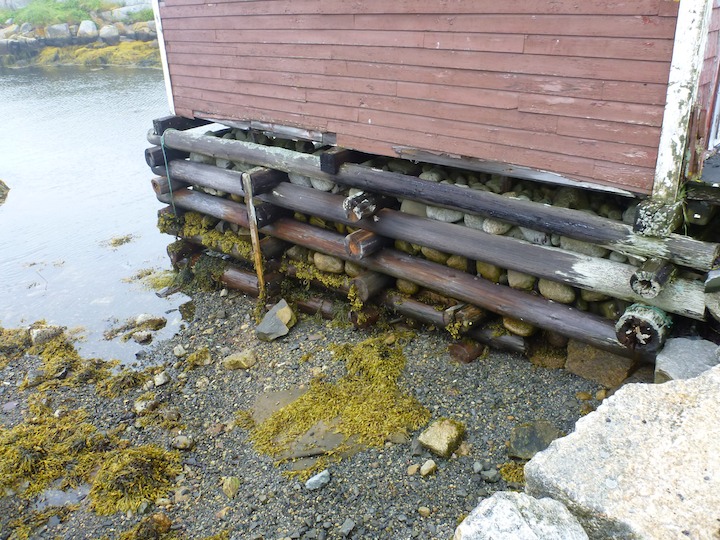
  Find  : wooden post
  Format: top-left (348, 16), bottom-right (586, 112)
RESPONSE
top-left (296, 297), bottom-right (337, 319)
top-left (342, 191), bottom-right (396, 222)
top-left (350, 271), bottom-right (393, 302)
top-left (157, 188), bottom-right (250, 228)
top-left (320, 147), bottom-right (370, 174)
top-left (381, 291), bottom-right (454, 328)
top-left (615, 304), bottom-right (673, 354)
top-left (244, 166), bottom-right (287, 195)
top-left (144, 145), bottom-right (188, 169)
top-left (630, 258), bottom-right (677, 299)
top-left (651, 0), bottom-right (713, 204)
top-left (344, 230), bottom-right (390, 260)
top-left (242, 172), bottom-right (266, 299)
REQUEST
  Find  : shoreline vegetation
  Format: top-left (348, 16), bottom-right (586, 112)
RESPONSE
top-left (0, 0), bottom-right (160, 68)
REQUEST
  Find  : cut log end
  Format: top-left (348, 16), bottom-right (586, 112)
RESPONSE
top-left (615, 304), bottom-right (672, 355)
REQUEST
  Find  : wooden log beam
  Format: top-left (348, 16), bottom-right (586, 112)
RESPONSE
top-left (244, 167), bottom-right (287, 195)
top-left (168, 161), bottom-right (245, 197)
top-left (260, 184), bottom-right (707, 320)
top-left (320, 147), bottom-right (370, 175)
top-left (615, 303), bottom-right (672, 355)
top-left (342, 191), bottom-right (397, 222)
top-left (145, 145), bottom-right (189, 169)
top-left (350, 271), bottom-right (393, 303)
top-left (157, 188), bottom-right (250, 228)
top-left (344, 230), bottom-right (390, 260)
top-left (448, 341), bottom-right (487, 364)
top-left (153, 115), bottom-right (212, 136)
top-left (261, 218), bottom-right (637, 358)
top-left (151, 176), bottom-right (188, 196)
top-left (296, 297), bottom-right (337, 319)
top-left (630, 258), bottom-right (677, 299)
top-left (465, 326), bottom-right (529, 356)
top-left (381, 291), bottom-right (454, 328)
top-left (160, 129), bottom-right (719, 272)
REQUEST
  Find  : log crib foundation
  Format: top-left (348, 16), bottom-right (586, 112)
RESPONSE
top-left (147, 118), bottom-right (720, 371)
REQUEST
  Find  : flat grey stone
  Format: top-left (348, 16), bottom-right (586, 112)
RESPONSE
top-left (305, 469), bottom-right (330, 491)
top-left (454, 491), bottom-right (587, 540)
top-left (256, 299), bottom-right (296, 342)
top-left (525, 365), bottom-right (720, 539)
top-left (654, 337), bottom-right (719, 383)
top-left (508, 420), bottom-right (562, 460)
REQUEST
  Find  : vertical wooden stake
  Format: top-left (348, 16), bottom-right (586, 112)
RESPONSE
top-left (242, 172), bottom-right (266, 299)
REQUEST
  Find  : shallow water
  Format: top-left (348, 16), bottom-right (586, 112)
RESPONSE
top-left (0, 65), bottom-right (187, 363)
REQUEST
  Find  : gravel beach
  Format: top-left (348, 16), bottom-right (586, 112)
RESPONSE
top-left (0, 288), bottom-right (604, 540)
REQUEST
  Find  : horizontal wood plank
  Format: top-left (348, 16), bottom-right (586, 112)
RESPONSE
top-left (523, 35), bottom-right (673, 61)
top-left (162, 0), bottom-right (669, 16)
top-left (518, 95), bottom-right (664, 126)
top-left (556, 117), bottom-right (662, 147)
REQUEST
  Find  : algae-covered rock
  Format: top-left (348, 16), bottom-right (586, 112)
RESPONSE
top-left (508, 420), bottom-right (562, 460)
top-left (223, 349), bottom-right (257, 370)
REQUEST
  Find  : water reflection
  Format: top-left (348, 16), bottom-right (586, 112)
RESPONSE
top-left (0, 66), bottom-right (187, 363)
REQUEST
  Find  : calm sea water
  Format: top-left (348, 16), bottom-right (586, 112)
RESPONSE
top-left (0, 65), bottom-right (188, 363)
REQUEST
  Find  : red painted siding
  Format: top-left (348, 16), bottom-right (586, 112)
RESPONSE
top-left (158, 0), bottom-right (680, 194)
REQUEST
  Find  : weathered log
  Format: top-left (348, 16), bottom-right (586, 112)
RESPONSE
top-left (342, 191), bottom-right (396, 222)
top-left (344, 230), bottom-right (390, 260)
top-left (465, 326), bottom-right (529, 355)
top-left (615, 303), bottom-right (672, 354)
top-left (452, 304), bottom-right (486, 330)
top-left (145, 145), bottom-right (189, 169)
top-left (159, 129), bottom-right (719, 271)
top-left (381, 291), bottom-right (454, 328)
top-left (157, 188), bottom-right (284, 230)
top-left (153, 115), bottom-right (212, 136)
top-left (178, 233), bottom-right (286, 263)
top-left (169, 161), bottom-right (245, 196)
top-left (382, 292), bottom-right (525, 355)
top-left (630, 258), bottom-right (677, 299)
top-left (259, 183), bottom-right (707, 320)
top-left (244, 167), bottom-right (287, 195)
top-left (221, 266), bottom-right (281, 297)
top-left (260, 218), bottom-right (635, 357)
top-left (296, 297), bottom-right (337, 319)
top-left (320, 147), bottom-right (370, 175)
top-left (686, 182), bottom-right (720, 205)
top-left (350, 271), bottom-right (393, 303)
top-left (166, 239), bottom-right (200, 270)
top-left (152, 176), bottom-right (189, 196)
top-left (349, 306), bottom-right (381, 329)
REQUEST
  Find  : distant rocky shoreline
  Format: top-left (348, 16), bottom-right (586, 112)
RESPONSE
top-left (0, 4), bottom-right (160, 67)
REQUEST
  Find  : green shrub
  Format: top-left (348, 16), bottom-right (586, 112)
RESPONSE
top-left (125, 7), bottom-right (154, 23)
top-left (7, 0), bottom-right (118, 27)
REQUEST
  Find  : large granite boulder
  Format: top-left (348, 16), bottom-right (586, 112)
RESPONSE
top-left (525, 364), bottom-right (720, 539)
top-left (454, 491), bottom-right (588, 540)
top-left (44, 23), bottom-right (71, 46)
top-left (99, 25), bottom-right (120, 45)
top-left (654, 337), bottom-right (719, 383)
top-left (76, 20), bottom-right (98, 44)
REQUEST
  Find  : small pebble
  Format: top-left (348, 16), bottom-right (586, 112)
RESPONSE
top-left (420, 459), bottom-right (437, 477)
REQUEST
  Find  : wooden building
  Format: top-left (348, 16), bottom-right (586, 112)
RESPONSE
top-left (153, 0), bottom-right (720, 200)
top-left (146, 0), bottom-right (720, 360)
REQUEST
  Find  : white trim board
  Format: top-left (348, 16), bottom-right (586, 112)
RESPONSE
top-left (653, 0), bottom-right (714, 201)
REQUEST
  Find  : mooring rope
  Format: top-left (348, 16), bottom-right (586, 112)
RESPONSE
top-left (159, 131), bottom-right (178, 218)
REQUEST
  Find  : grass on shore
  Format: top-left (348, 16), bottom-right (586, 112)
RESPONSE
top-left (1, 0), bottom-right (116, 27)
